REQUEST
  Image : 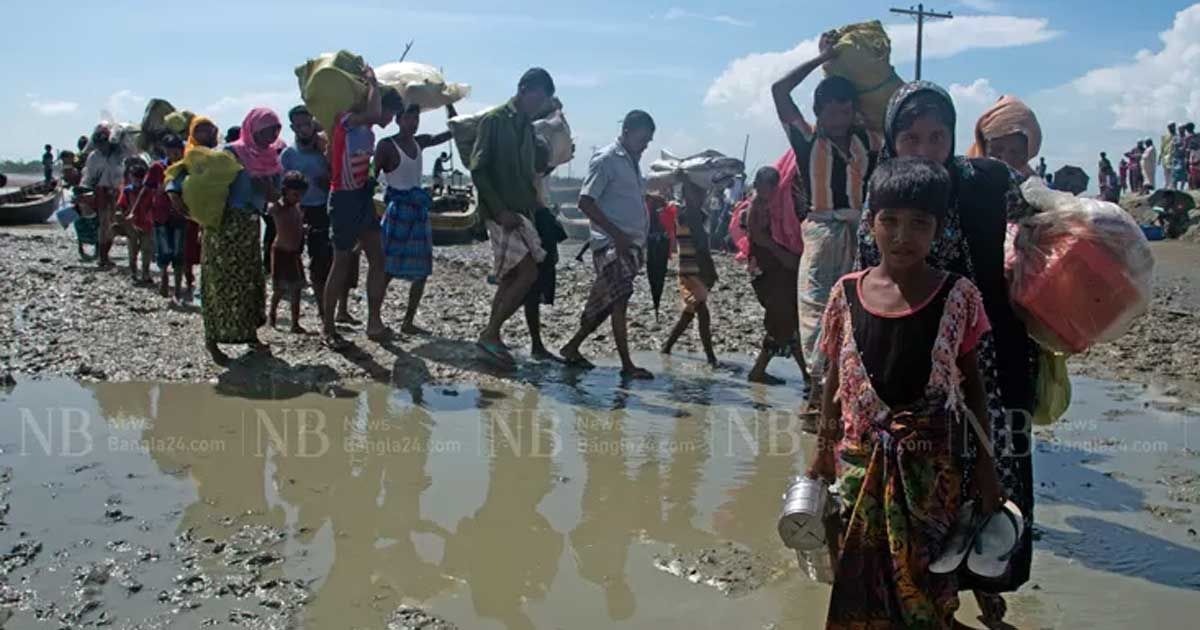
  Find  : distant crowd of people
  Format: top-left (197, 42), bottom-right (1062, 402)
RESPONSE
top-left (1098, 121), bottom-right (1199, 202)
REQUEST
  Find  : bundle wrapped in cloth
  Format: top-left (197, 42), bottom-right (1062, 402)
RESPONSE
top-left (164, 147), bottom-right (244, 228)
top-left (295, 50), bottom-right (371, 132)
top-left (822, 20), bottom-right (904, 134)
top-left (164, 110), bottom-right (196, 136)
top-left (139, 98), bottom-right (176, 151)
top-left (1006, 178), bottom-right (1154, 354)
top-left (376, 61), bottom-right (470, 112)
top-left (645, 149), bottom-right (745, 195)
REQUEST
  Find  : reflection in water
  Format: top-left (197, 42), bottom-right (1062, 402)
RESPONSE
top-left (141, 384), bottom-right (286, 538)
top-left (275, 387), bottom-right (456, 628)
top-left (714, 410), bottom-right (802, 551)
top-left (442, 388), bottom-right (563, 630)
top-left (570, 408), bottom-right (647, 622)
top-left (12, 366), bottom-right (1188, 630)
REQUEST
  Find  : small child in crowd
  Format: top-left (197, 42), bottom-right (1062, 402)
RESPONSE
top-left (661, 178), bottom-right (719, 365)
top-left (116, 157), bottom-right (154, 284)
top-left (269, 171), bottom-right (309, 333)
top-left (72, 187), bottom-right (100, 261)
top-left (808, 157), bottom-right (1003, 628)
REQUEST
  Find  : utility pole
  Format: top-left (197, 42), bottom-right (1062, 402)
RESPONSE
top-left (889, 4), bottom-right (952, 81)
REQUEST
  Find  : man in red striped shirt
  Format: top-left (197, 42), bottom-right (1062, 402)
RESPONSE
top-left (322, 68), bottom-right (404, 348)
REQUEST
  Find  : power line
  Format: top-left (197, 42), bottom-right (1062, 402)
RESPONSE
top-left (889, 4), bottom-right (953, 81)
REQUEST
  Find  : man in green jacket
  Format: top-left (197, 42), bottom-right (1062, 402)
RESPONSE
top-left (470, 68), bottom-right (556, 367)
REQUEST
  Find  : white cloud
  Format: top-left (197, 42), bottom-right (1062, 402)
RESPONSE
top-left (204, 90), bottom-right (298, 125)
top-left (1065, 3), bottom-right (1200, 131)
top-left (556, 73), bottom-right (604, 89)
top-left (27, 94), bottom-right (79, 116)
top-left (663, 7), bottom-right (752, 28)
top-left (949, 78), bottom-right (1000, 151)
top-left (703, 15), bottom-right (1060, 125)
top-left (1021, 3), bottom-right (1200, 188)
top-left (103, 89), bottom-right (145, 122)
top-left (960, 0), bottom-right (1003, 13)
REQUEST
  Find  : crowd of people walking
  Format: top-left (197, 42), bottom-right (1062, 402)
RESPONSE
top-left (31, 22), bottom-right (1187, 624)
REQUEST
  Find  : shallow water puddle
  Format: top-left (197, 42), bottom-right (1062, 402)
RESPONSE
top-left (1, 355), bottom-right (1197, 629)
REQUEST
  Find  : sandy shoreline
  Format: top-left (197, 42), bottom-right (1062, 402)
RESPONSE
top-left (2, 226), bottom-right (1199, 401)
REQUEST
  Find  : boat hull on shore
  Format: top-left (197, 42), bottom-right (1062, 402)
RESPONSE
top-left (0, 180), bottom-right (60, 226)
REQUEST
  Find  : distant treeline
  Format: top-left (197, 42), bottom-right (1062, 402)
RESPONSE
top-left (0, 160), bottom-right (43, 174)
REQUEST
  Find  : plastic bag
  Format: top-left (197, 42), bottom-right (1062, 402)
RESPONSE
top-left (295, 50), bottom-right (370, 132)
top-left (165, 147), bottom-right (244, 228)
top-left (53, 204), bottom-right (79, 228)
top-left (1008, 178), bottom-right (1155, 354)
top-left (646, 149), bottom-right (745, 194)
top-left (532, 110), bottom-right (573, 169)
top-left (1033, 349), bottom-right (1072, 425)
top-left (376, 61), bottom-right (470, 112)
top-left (823, 21), bottom-right (903, 134)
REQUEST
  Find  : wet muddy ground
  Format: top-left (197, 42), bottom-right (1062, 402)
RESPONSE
top-left (1, 354), bottom-right (1198, 629)
top-left (4, 227), bottom-right (1200, 404)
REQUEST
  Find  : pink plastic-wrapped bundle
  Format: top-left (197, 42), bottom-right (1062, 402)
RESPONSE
top-left (1006, 179), bottom-right (1155, 354)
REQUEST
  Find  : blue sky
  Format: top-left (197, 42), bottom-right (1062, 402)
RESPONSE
top-left (4, 0), bottom-right (1199, 184)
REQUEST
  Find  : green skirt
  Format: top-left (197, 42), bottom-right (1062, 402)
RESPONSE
top-left (201, 209), bottom-right (265, 344)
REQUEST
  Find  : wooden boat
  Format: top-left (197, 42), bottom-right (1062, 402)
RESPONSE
top-left (0, 180), bottom-right (60, 226)
top-left (373, 184), bottom-right (484, 246)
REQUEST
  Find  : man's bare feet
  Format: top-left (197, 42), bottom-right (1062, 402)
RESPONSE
top-left (531, 347), bottom-right (564, 363)
top-left (619, 366), bottom-right (654, 380)
top-left (749, 372), bottom-right (786, 386)
top-left (206, 340), bottom-right (230, 366)
top-left (401, 322), bottom-right (430, 336)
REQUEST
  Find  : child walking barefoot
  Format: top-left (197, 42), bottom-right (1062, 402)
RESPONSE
top-left (808, 157), bottom-right (1005, 629)
top-left (661, 179), bottom-right (719, 365)
top-left (269, 172), bottom-right (309, 333)
top-left (116, 157), bottom-right (154, 285)
top-left (743, 167), bottom-right (810, 385)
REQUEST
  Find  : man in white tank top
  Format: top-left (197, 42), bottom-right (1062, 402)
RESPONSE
top-left (375, 102), bottom-right (457, 335)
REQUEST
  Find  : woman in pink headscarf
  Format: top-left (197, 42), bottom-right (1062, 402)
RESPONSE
top-left (966, 95), bottom-right (1042, 179)
top-left (200, 107), bottom-right (286, 365)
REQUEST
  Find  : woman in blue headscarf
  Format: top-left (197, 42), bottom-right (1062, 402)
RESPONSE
top-left (858, 80), bottom-right (1038, 623)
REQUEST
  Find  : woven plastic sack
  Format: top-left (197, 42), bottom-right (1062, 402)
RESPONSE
top-left (295, 50), bottom-right (370, 132)
top-left (450, 104), bottom-right (571, 169)
top-left (823, 21), bottom-right (903, 133)
top-left (1033, 350), bottom-right (1072, 426)
top-left (646, 149), bottom-right (745, 195)
top-left (532, 110), bottom-right (573, 168)
top-left (376, 61), bottom-right (470, 112)
top-left (1008, 178), bottom-right (1154, 354)
top-left (165, 147), bottom-right (244, 228)
top-left (448, 106), bottom-right (502, 165)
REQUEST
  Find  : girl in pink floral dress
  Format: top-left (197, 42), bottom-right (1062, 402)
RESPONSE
top-left (808, 157), bottom-right (1004, 629)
